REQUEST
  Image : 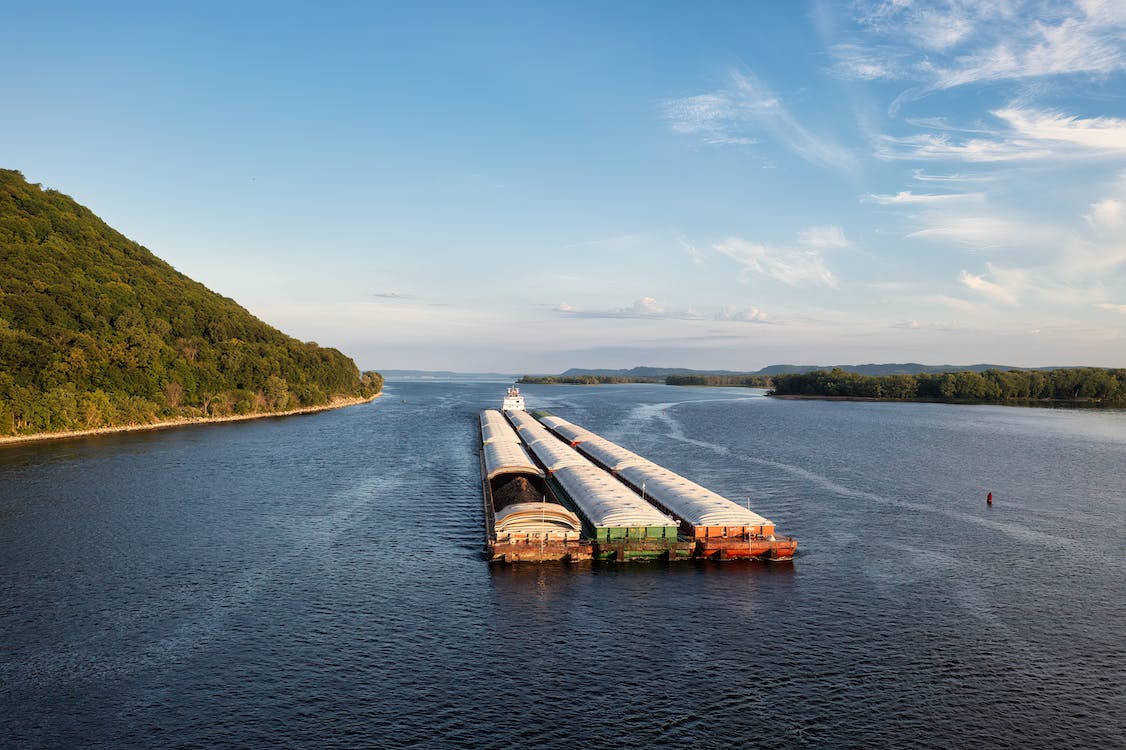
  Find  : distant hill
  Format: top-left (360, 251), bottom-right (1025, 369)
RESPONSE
top-left (0, 169), bottom-right (381, 436)
top-left (561, 366), bottom-right (748, 378)
top-left (382, 370), bottom-right (517, 380)
top-left (556, 363), bottom-right (1034, 378)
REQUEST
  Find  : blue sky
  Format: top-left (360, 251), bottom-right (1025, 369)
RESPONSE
top-left (5, 1), bottom-right (1126, 372)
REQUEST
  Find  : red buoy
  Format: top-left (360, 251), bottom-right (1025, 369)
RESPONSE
top-left (986, 492), bottom-right (993, 505)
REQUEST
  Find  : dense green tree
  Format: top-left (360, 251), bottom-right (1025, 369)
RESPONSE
top-left (0, 169), bottom-right (382, 436)
top-left (770, 367), bottom-right (1126, 405)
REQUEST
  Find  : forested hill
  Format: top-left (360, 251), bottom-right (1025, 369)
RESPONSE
top-left (0, 169), bottom-right (381, 436)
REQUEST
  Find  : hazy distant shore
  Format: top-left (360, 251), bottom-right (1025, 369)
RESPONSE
top-left (0, 394), bottom-right (382, 447)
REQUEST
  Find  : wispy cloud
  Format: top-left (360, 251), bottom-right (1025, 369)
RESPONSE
top-left (555, 297), bottom-right (704, 320)
top-left (662, 92), bottom-right (759, 145)
top-left (877, 132), bottom-right (1050, 162)
top-left (906, 215), bottom-right (1029, 246)
top-left (797, 225), bottom-right (851, 248)
top-left (910, 169), bottom-right (996, 184)
top-left (878, 107), bottom-right (1126, 163)
top-left (996, 108), bottom-right (1126, 153)
top-left (866, 190), bottom-right (985, 205)
top-left (1098, 302), bottom-right (1126, 314)
top-left (829, 42), bottom-right (908, 80)
top-left (663, 70), bottom-right (857, 169)
top-left (675, 231), bottom-right (705, 263)
top-left (839, 1), bottom-right (1126, 90)
top-left (714, 305), bottom-right (770, 323)
top-left (929, 4), bottom-right (1126, 89)
top-left (713, 237), bottom-right (840, 288)
top-left (959, 263), bottom-right (1027, 305)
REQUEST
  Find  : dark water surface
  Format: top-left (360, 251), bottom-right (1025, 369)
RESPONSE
top-left (2, 381), bottom-right (1123, 748)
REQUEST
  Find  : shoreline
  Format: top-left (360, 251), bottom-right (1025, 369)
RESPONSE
top-left (768, 393), bottom-right (1124, 407)
top-left (0, 393), bottom-right (382, 447)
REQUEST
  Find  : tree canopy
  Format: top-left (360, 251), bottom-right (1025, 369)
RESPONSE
top-left (770, 367), bottom-right (1126, 404)
top-left (0, 169), bottom-right (381, 436)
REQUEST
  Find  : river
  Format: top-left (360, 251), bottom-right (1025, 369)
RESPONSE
top-left (1, 380), bottom-right (1123, 748)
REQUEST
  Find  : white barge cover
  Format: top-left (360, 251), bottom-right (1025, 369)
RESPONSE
top-left (538, 415), bottom-right (594, 445)
top-left (494, 503), bottom-right (581, 535)
top-left (575, 436), bottom-right (648, 473)
top-left (480, 410), bottom-right (521, 444)
top-left (525, 438), bottom-right (589, 473)
top-left (552, 464), bottom-right (677, 530)
top-left (483, 440), bottom-right (545, 481)
top-left (617, 464), bottom-right (770, 527)
top-left (536, 413), bottom-right (772, 529)
top-left (507, 411), bottom-right (593, 472)
top-left (480, 410), bottom-right (543, 480)
top-left (503, 409), bottom-right (554, 440)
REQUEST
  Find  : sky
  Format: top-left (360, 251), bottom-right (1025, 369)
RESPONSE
top-left (4, 1), bottom-right (1126, 373)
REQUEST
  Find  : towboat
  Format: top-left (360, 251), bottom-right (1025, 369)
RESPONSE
top-left (502, 385), bottom-right (525, 411)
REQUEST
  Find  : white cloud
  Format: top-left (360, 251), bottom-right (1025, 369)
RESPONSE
top-left (867, 190), bottom-right (985, 204)
top-left (933, 7), bottom-right (1126, 89)
top-left (842, 0), bottom-right (1126, 90)
top-left (713, 237), bottom-right (840, 288)
top-left (662, 92), bottom-right (759, 145)
top-left (663, 70), bottom-right (857, 169)
top-left (878, 107), bottom-right (1126, 165)
top-left (1084, 198), bottom-right (1126, 230)
top-left (797, 225), bottom-right (851, 248)
top-left (554, 297), bottom-right (704, 320)
top-left (1098, 302), bottom-right (1126, 313)
top-left (876, 132), bottom-right (1052, 162)
top-left (675, 231), bottom-right (705, 263)
top-left (829, 42), bottom-right (907, 79)
top-left (911, 169), bottom-right (996, 184)
top-left (959, 263), bottom-right (1027, 305)
top-left (995, 108), bottom-right (1126, 153)
top-left (906, 215), bottom-right (1028, 246)
top-left (632, 297), bottom-right (665, 315)
top-left (714, 305), bottom-right (769, 323)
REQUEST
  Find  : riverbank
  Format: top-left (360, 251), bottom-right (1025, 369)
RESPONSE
top-left (0, 393), bottom-right (382, 447)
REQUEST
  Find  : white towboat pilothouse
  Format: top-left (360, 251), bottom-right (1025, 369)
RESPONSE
top-left (502, 385), bottom-right (525, 411)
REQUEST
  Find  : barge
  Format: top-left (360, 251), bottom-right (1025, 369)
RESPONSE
top-left (480, 390), bottom-right (797, 564)
top-left (537, 413), bottom-right (798, 561)
top-left (480, 410), bottom-right (591, 562)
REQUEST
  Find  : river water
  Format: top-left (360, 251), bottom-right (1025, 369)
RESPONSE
top-left (1, 381), bottom-right (1123, 748)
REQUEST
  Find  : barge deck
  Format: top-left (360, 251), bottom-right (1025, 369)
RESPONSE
top-left (480, 391), bottom-right (798, 564)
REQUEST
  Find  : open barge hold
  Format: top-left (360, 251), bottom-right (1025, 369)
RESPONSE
top-left (479, 410), bottom-right (591, 562)
top-left (480, 391), bottom-right (797, 564)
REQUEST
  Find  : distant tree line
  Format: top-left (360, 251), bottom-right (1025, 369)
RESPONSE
top-left (665, 374), bottom-right (773, 387)
top-left (0, 169), bottom-right (382, 436)
top-left (769, 367), bottom-right (1126, 404)
top-left (519, 375), bottom-right (663, 385)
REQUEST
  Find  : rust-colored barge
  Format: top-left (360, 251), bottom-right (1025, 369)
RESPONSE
top-left (535, 412), bottom-right (798, 562)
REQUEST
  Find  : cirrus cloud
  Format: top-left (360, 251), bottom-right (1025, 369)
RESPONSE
top-left (713, 237), bottom-right (840, 288)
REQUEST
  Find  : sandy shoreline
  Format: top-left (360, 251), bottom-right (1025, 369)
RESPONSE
top-left (0, 393), bottom-right (382, 447)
